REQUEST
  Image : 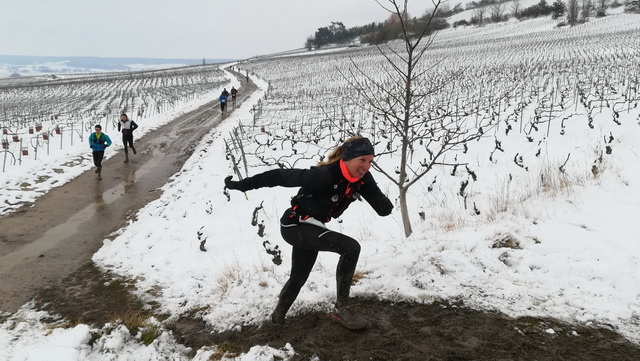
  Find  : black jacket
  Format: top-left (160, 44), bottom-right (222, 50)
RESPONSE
top-left (233, 161), bottom-right (393, 223)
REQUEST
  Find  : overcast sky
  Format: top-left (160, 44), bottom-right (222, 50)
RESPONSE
top-left (1, 0), bottom-right (434, 60)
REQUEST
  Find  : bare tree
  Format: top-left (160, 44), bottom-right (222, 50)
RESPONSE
top-left (511, 0), bottom-right (523, 18)
top-left (581, 0), bottom-right (592, 19)
top-left (626, 0), bottom-right (640, 13)
top-left (432, 3), bottom-right (450, 16)
top-left (338, 0), bottom-right (500, 237)
top-left (305, 36), bottom-right (314, 51)
top-left (490, 2), bottom-right (506, 21)
top-left (595, 0), bottom-right (608, 15)
top-left (473, 6), bottom-right (488, 23)
top-left (567, 0), bottom-right (580, 22)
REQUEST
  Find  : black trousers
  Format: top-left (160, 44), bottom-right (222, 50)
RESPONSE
top-left (278, 219), bottom-right (361, 312)
top-left (122, 130), bottom-right (134, 151)
top-left (92, 150), bottom-right (104, 168)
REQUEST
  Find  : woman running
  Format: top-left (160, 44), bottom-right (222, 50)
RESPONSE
top-left (117, 113), bottom-right (138, 163)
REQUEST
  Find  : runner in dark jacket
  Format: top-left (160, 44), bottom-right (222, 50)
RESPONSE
top-left (225, 136), bottom-right (393, 330)
top-left (230, 86), bottom-right (238, 106)
top-left (88, 124), bottom-right (112, 180)
top-left (219, 88), bottom-right (230, 112)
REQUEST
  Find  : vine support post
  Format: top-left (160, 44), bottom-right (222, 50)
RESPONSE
top-left (233, 127), bottom-right (248, 177)
top-left (18, 139), bottom-right (23, 165)
top-left (33, 137), bottom-right (38, 161)
top-left (252, 106), bottom-right (257, 126)
top-left (574, 83), bottom-right (579, 112)
top-left (547, 87), bottom-right (555, 138)
top-left (520, 84), bottom-right (525, 134)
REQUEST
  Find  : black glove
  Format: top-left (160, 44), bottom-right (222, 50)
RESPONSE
top-left (379, 201), bottom-right (393, 216)
top-left (373, 196), bottom-right (394, 216)
top-left (224, 175), bottom-right (247, 192)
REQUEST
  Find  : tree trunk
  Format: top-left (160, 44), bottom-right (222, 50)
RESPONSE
top-left (399, 44), bottom-right (414, 237)
top-left (399, 185), bottom-right (412, 237)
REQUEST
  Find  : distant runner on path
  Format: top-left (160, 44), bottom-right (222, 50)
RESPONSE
top-left (230, 86), bottom-right (238, 107)
top-left (117, 113), bottom-right (138, 163)
top-left (88, 124), bottom-right (112, 180)
top-left (219, 88), bottom-right (230, 112)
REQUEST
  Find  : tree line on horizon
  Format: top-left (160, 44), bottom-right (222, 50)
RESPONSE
top-left (305, 0), bottom-right (640, 49)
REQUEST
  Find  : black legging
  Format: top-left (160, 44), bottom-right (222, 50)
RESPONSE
top-left (122, 130), bottom-right (134, 151)
top-left (278, 221), bottom-right (361, 312)
top-left (92, 150), bottom-right (104, 168)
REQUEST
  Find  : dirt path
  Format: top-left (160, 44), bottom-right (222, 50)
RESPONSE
top-left (0, 70), bottom-right (256, 313)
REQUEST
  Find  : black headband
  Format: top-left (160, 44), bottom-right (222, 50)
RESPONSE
top-left (342, 137), bottom-right (374, 161)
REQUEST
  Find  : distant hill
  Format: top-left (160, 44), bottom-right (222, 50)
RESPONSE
top-left (0, 55), bottom-right (236, 78)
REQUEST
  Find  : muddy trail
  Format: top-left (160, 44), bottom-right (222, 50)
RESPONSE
top-left (0, 70), bottom-right (256, 313)
top-left (2, 70), bottom-right (639, 360)
top-left (36, 265), bottom-right (640, 361)
top-left (172, 297), bottom-right (640, 361)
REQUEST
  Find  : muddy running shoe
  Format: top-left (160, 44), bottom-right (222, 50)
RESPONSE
top-left (132, 147), bottom-right (137, 155)
top-left (331, 306), bottom-right (369, 330)
top-left (271, 308), bottom-right (285, 325)
top-left (95, 166), bottom-right (101, 174)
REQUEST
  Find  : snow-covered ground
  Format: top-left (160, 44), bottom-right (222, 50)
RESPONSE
top-left (2, 9), bottom-right (640, 360)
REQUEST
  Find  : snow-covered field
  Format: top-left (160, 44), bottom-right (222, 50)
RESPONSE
top-left (2, 8), bottom-right (640, 361)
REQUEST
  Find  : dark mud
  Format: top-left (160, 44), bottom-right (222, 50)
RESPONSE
top-left (169, 297), bottom-right (640, 361)
top-left (35, 262), bottom-right (154, 326)
top-left (35, 267), bottom-right (640, 361)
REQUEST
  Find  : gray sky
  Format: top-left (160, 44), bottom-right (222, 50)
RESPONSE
top-left (1, 0), bottom-right (432, 60)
